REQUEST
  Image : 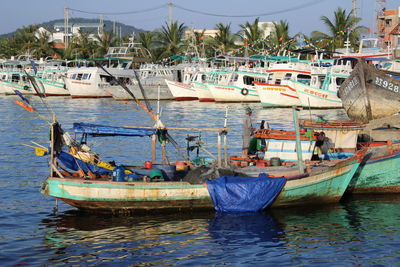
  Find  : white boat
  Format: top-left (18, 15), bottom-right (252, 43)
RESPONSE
top-left (66, 59), bottom-right (136, 98)
top-left (207, 70), bottom-right (267, 102)
top-left (289, 58), bottom-right (355, 108)
top-left (165, 79), bottom-right (198, 100)
top-left (192, 71), bottom-right (217, 102)
top-left (254, 59), bottom-right (311, 107)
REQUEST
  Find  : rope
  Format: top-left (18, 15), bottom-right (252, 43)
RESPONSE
top-left (173, 0), bottom-right (327, 18)
top-left (68, 5), bottom-right (165, 15)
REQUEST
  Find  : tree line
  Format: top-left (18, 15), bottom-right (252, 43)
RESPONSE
top-left (0, 8), bottom-right (367, 61)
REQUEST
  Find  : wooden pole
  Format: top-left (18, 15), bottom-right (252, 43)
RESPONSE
top-left (49, 116), bottom-right (56, 177)
top-left (161, 142), bottom-right (166, 164)
top-left (292, 107), bottom-right (305, 174)
top-left (223, 134), bottom-right (228, 167)
top-left (151, 134), bottom-right (156, 163)
top-left (217, 133), bottom-right (222, 167)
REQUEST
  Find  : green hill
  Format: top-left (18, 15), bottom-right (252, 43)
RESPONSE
top-left (0, 18), bottom-right (146, 39)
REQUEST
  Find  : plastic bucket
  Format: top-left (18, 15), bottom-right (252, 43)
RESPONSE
top-left (144, 161), bottom-right (153, 169)
top-left (112, 166), bottom-right (125, 182)
top-left (270, 157), bottom-right (281, 166)
top-left (176, 161), bottom-right (188, 171)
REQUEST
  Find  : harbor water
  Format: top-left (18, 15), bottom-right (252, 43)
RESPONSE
top-left (0, 96), bottom-right (399, 266)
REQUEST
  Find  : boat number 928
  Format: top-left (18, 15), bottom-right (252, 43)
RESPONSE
top-left (375, 77), bottom-right (399, 93)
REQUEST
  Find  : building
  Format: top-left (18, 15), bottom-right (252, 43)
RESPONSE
top-left (52, 22), bottom-right (104, 43)
top-left (184, 29), bottom-right (219, 40)
top-left (377, 7), bottom-right (400, 51)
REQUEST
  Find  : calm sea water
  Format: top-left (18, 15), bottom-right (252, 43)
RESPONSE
top-left (0, 96), bottom-right (399, 266)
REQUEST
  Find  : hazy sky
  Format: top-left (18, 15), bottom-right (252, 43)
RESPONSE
top-left (0, 0), bottom-right (398, 36)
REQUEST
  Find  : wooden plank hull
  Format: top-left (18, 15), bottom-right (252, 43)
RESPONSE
top-left (272, 160), bottom-right (360, 207)
top-left (42, 179), bottom-right (213, 214)
top-left (339, 60), bottom-right (400, 123)
top-left (348, 144), bottom-right (400, 194)
top-left (43, 155), bottom-right (361, 213)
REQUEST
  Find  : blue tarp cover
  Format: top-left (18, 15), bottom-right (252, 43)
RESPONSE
top-left (73, 122), bottom-right (156, 137)
top-left (58, 151), bottom-right (112, 175)
top-left (206, 174), bottom-right (286, 212)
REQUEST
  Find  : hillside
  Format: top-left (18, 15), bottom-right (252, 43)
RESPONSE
top-left (0, 18), bottom-right (146, 39)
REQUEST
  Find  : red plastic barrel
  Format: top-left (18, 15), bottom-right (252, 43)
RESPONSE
top-left (144, 161), bottom-right (153, 169)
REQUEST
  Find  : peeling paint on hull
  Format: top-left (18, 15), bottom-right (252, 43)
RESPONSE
top-left (43, 157), bottom-right (360, 213)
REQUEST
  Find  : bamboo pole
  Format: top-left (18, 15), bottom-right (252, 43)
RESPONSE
top-left (151, 134), bottom-right (157, 163)
top-left (124, 125), bottom-right (229, 132)
top-left (292, 107), bottom-right (305, 174)
top-left (223, 134), bottom-right (228, 167)
top-left (217, 133), bottom-right (222, 167)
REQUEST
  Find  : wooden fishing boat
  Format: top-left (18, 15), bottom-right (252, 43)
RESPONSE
top-left (301, 119), bottom-right (400, 194)
top-left (41, 149), bottom-right (365, 213)
top-left (338, 59), bottom-right (400, 123)
top-left (348, 141), bottom-right (400, 194)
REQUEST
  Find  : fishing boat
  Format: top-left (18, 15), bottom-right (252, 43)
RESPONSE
top-left (288, 58), bottom-right (355, 108)
top-left (254, 58), bottom-right (311, 107)
top-left (301, 119), bottom-right (400, 194)
top-left (338, 59), bottom-right (400, 123)
top-left (164, 65), bottom-right (201, 101)
top-left (207, 70), bottom-right (266, 102)
top-left (192, 71), bottom-right (215, 102)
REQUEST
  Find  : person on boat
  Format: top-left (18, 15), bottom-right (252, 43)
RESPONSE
top-left (313, 131), bottom-right (334, 160)
top-left (242, 107), bottom-right (255, 158)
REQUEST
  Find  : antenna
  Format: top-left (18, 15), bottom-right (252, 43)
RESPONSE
top-left (352, 0), bottom-right (357, 18)
top-left (64, 7), bottom-right (69, 48)
top-left (167, 2), bottom-right (173, 27)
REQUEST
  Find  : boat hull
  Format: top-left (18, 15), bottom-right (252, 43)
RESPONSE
top-left (289, 80), bottom-right (342, 108)
top-left (338, 60), bottom-right (400, 122)
top-left (208, 84), bottom-right (260, 102)
top-left (165, 79), bottom-right (198, 101)
top-left (255, 83), bottom-right (300, 107)
top-left (193, 81), bottom-right (214, 102)
top-left (348, 144), bottom-right (400, 194)
top-left (272, 160), bottom-right (359, 207)
top-left (43, 178), bottom-right (213, 213)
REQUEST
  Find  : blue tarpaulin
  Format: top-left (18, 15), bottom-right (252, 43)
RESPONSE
top-left (206, 174), bottom-right (286, 212)
top-left (57, 151), bottom-right (112, 175)
top-left (73, 122), bottom-right (156, 137)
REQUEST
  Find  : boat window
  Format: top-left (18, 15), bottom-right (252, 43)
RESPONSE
top-left (12, 74), bottom-right (20, 82)
top-left (230, 73), bottom-right (239, 82)
top-left (243, 75), bottom-right (255, 85)
top-left (201, 74), bottom-right (207, 82)
top-left (267, 73), bottom-right (274, 83)
top-left (284, 73), bottom-right (292, 80)
top-left (297, 74), bottom-right (311, 85)
top-left (82, 73), bottom-right (89, 80)
top-left (255, 77), bottom-right (266, 83)
top-left (70, 74), bottom-right (76, 80)
top-left (76, 73), bottom-right (83, 80)
top-left (335, 77), bottom-right (346, 86)
top-left (100, 75), bottom-right (111, 83)
top-left (275, 79), bottom-right (281, 85)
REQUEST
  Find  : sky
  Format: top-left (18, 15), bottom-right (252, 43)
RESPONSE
top-left (0, 0), bottom-right (399, 36)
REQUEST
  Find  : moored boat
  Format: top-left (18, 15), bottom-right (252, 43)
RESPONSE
top-left (338, 59), bottom-right (400, 123)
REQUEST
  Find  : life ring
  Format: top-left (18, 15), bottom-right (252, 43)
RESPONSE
top-left (241, 88), bottom-right (249, 95)
top-left (23, 85), bottom-right (30, 91)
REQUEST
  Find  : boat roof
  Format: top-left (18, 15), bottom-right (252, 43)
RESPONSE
top-left (73, 123), bottom-right (156, 137)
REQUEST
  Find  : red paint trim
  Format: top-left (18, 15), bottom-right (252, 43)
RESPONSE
top-left (280, 92), bottom-right (299, 99)
top-left (174, 97), bottom-right (198, 101)
top-left (199, 98), bottom-right (215, 102)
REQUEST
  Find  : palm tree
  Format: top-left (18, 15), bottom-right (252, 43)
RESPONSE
top-left (33, 30), bottom-right (55, 58)
top-left (93, 31), bottom-right (118, 57)
top-left (311, 7), bottom-right (368, 50)
top-left (13, 25), bottom-right (38, 55)
top-left (157, 21), bottom-right (187, 58)
top-left (239, 18), bottom-right (263, 44)
top-left (212, 23), bottom-right (237, 54)
top-left (138, 31), bottom-right (156, 60)
top-left (69, 30), bottom-right (96, 59)
top-left (272, 20), bottom-right (290, 44)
